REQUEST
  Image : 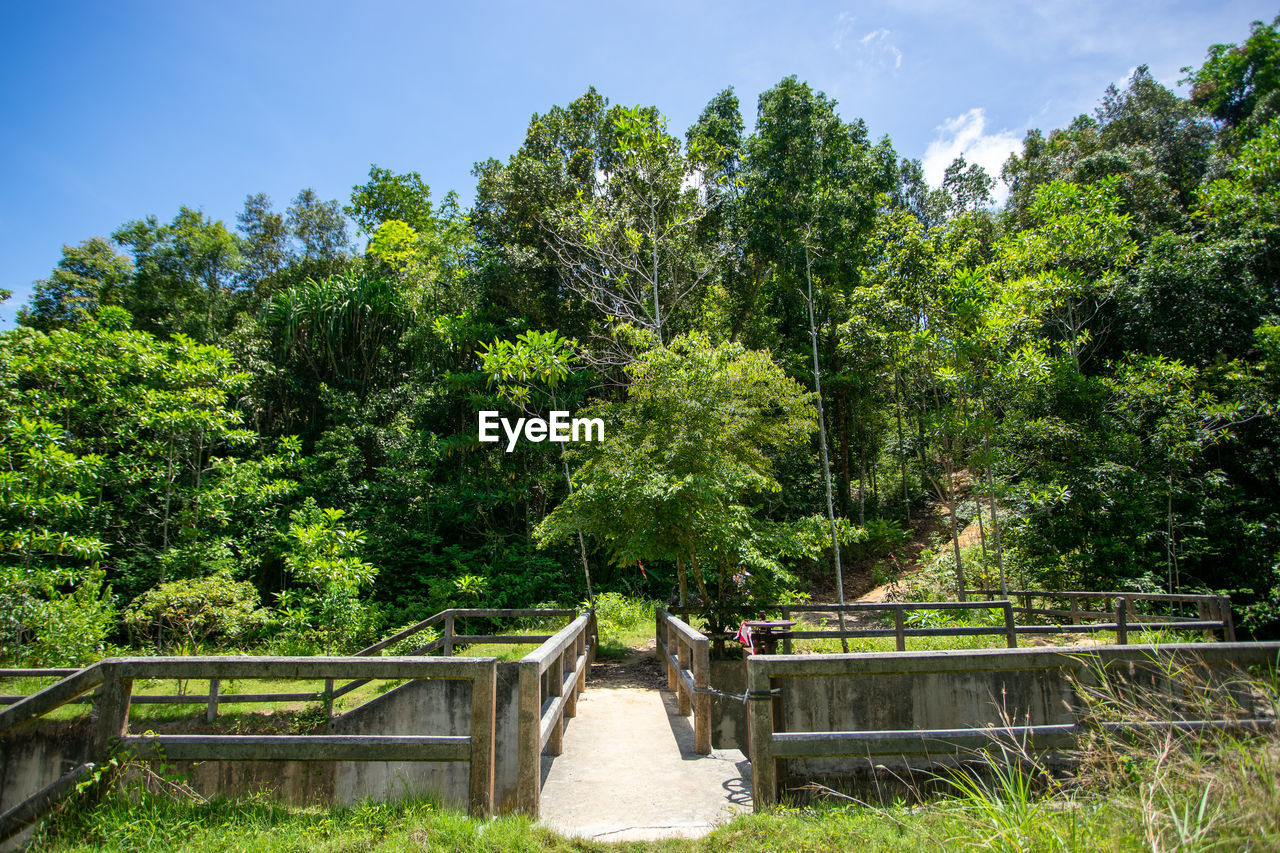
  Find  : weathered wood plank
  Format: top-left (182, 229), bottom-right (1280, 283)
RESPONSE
top-left (111, 656), bottom-right (496, 681)
top-left (524, 614), bottom-right (592, 674)
top-left (451, 635), bottom-right (552, 645)
top-left (0, 663), bottom-right (104, 735)
top-left (752, 642), bottom-right (1280, 678)
top-left (468, 662), bottom-right (496, 817)
top-left (120, 734), bottom-right (471, 762)
top-left (770, 725), bottom-right (1079, 757)
top-left (747, 659), bottom-right (776, 808)
top-left (516, 660), bottom-right (540, 816)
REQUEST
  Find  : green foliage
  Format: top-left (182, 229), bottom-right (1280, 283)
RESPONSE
top-left (124, 573), bottom-right (266, 654)
top-left (20, 238), bottom-right (133, 331)
top-left (591, 592), bottom-right (657, 656)
top-left (280, 499), bottom-right (378, 653)
top-left (6, 24), bottom-right (1280, 658)
top-left (1183, 15), bottom-right (1280, 139)
top-left (536, 334), bottom-right (818, 628)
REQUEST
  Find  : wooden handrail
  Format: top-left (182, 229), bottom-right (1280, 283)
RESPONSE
top-left (516, 609), bottom-right (594, 817)
top-left (0, 662), bottom-right (104, 735)
top-left (655, 610), bottom-right (711, 754)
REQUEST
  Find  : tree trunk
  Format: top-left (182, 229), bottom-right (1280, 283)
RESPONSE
top-left (804, 244), bottom-right (847, 649)
top-left (895, 372), bottom-right (909, 520)
top-left (837, 385), bottom-right (853, 518)
top-left (689, 551), bottom-right (711, 605)
top-left (676, 555), bottom-right (688, 607)
top-left (942, 453), bottom-right (968, 602)
top-left (562, 458), bottom-right (594, 605)
top-left (858, 430), bottom-right (867, 526)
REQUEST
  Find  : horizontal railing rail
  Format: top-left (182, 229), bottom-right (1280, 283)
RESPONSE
top-left (972, 589), bottom-right (1235, 640)
top-left (671, 595), bottom-right (1234, 654)
top-left (655, 609), bottom-right (711, 754)
top-left (775, 601), bottom-right (1018, 652)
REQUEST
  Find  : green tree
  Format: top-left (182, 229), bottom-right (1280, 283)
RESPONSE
top-left (112, 207), bottom-right (243, 341)
top-left (20, 238), bottom-right (133, 331)
top-left (282, 499), bottom-right (378, 653)
top-left (287, 188), bottom-right (350, 280)
top-left (536, 335), bottom-right (818, 627)
top-left (125, 572), bottom-right (265, 655)
top-left (1183, 16), bottom-right (1280, 142)
top-left (0, 417), bottom-right (111, 664)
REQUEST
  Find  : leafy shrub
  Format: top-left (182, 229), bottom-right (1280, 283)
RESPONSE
top-left (21, 568), bottom-right (116, 665)
top-left (125, 572), bottom-right (266, 654)
top-left (590, 592), bottom-right (657, 654)
top-left (280, 499), bottom-right (379, 653)
top-left (848, 518), bottom-right (910, 561)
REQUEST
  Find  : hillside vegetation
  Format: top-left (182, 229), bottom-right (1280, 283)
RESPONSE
top-left (4, 18), bottom-right (1280, 667)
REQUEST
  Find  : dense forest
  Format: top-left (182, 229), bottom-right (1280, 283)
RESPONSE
top-left (2, 18), bottom-right (1278, 665)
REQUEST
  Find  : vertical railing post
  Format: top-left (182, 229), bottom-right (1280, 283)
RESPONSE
top-left (205, 678), bottom-right (220, 724)
top-left (323, 679), bottom-right (334, 725)
top-left (587, 609), bottom-right (598, 669)
top-left (655, 610), bottom-right (663, 661)
top-left (1003, 602), bottom-right (1017, 648)
top-left (676, 635), bottom-right (691, 716)
top-left (666, 623), bottom-right (678, 693)
top-left (1220, 596), bottom-right (1236, 642)
top-left (547, 653), bottom-right (564, 755)
top-left (1115, 597), bottom-right (1128, 645)
top-left (893, 608), bottom-right (906, 652)
top-left (564, 645), bottom-right (579, 719)
top-left (693, 637), bottom-right (711, 755)
top-left (573, 627), bottom-right (587, 701)
top-left (1069, 594), bottom-right (1082, 626)
top-left (443, 611), bottom-right (455, 657)
top-left (516, 659), bottom-right (540, 816)
top-left (468, 661), bottom-right (496, 818)
top-left (747, 659), bottom-right (776, 809)
top-left (92, 663), bottom-right (132, 760)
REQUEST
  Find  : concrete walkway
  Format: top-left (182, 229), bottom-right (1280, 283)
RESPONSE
top-left (537, 687), bottom-right (752, 841)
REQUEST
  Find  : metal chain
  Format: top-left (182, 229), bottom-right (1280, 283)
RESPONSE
top-left (689, 685), bottom-right (780, 703)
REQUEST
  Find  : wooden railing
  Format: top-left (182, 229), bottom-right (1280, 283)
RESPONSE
top-left (775, 601), bottom-right (1019, 651)
top-left (0, 655), bottom-right (500, 842)
top-left (323, 607), bottom-right (575, 718)
top-left (0, 608), bottom-right (577, 722)
top-left (764, 594), bottom-right (1233, 651)
top-left (746, 641), bottom-right (1280, 809)
top-left (655, 610), bottom-right (711, 754)
top-left (516, 610), bottom-right (595, 816)
top-left (0, 607), bottom-right (588, 836)
top-left (973, 589), bottom-right (1236, 640)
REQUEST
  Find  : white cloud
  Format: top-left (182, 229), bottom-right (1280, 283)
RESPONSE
top-left (857, 27), bottom-right (903, 69)
top-left (834, 14), bottom-right (902, 70)
top-left (922, 108), bottom-right (1023, 205)
top-left (832, 11), bottom-right (856, 51)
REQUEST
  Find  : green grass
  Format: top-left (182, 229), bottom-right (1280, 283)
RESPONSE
top-left (592, 593), bottom-right (659, 659)
top-left (30, 745), bottom-right (1280, 853)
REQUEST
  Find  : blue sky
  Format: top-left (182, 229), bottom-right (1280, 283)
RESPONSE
top-left (1, 1), bottom-right (1275, 325)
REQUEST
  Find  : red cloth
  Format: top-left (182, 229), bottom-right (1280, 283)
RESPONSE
top-left (734, 622), bottom-right (754, 654)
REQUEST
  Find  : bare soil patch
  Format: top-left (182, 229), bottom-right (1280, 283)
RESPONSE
top-left (589, 639), bottom-right (667, 689)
